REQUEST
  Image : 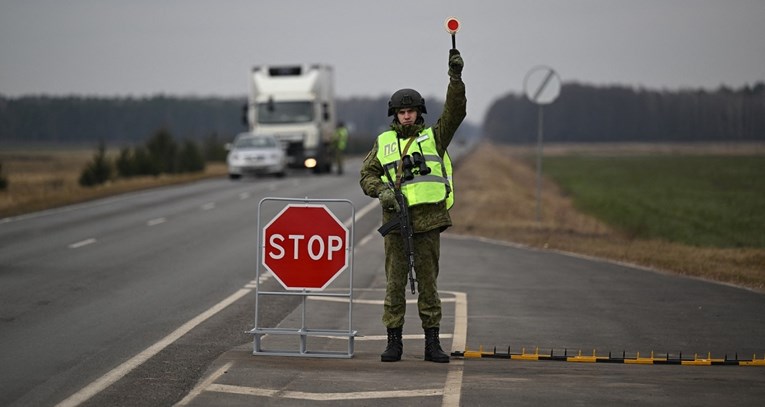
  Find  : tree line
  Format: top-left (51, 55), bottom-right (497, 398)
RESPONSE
top-left (484, 82), bottom-right (765, 143)
top-left (0, 94), bottom-right (478, 153)
top-left (2, 83), bottom-right (762, 150)
top-left (79, 128), bottom-right (213, 187)
top-left (0, 95), bottom-right (243, 145)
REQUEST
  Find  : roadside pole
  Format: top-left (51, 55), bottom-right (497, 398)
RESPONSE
top-left (524, 66), bottom-right (561, 223)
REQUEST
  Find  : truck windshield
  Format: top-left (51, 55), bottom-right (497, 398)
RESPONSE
top-left (257, 101), bottom-right (313, 124)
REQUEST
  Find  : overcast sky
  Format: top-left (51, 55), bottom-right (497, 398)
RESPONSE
top-left (1, 0), bottom-right (764, 123)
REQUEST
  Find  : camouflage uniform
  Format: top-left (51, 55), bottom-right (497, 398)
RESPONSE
top-left (359, 61), bottom-right (466, 330)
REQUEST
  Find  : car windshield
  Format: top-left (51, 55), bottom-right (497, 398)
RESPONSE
top-left (234, 137), bottom-right (278, 149)
top-left (256, 101), bottom-right (313, 124)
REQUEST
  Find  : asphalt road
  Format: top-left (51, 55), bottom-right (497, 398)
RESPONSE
top-left (2, 153), bottom-right (764, 406)
top-left (0, 162), bottom-right (378, 406)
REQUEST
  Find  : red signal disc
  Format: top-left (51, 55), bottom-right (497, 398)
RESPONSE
top-left (445, 17), bottom-right (460, 34)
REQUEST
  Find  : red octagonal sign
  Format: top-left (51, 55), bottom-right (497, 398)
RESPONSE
top-left (262, 204), bottom-right (349, 290)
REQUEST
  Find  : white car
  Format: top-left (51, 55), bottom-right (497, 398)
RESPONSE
top-left (227, 134), bottom-right (287, 179)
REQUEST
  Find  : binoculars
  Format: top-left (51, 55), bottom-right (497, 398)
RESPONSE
top-left (401, 152), bottom-right (431, 181)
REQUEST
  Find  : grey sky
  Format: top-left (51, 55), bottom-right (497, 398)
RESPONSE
top-left (1, 0), bottom-right (763, 124)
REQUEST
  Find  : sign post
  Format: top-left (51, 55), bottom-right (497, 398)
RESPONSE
top-left (250, 197), bottom-right (357, 358)
top-left (524, 66), bottom-right (561, 223)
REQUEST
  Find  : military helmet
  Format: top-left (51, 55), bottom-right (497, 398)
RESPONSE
top-left (387, 88), bottom-right (427, 116)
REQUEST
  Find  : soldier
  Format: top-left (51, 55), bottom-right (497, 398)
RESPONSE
top-left (359, 48), bottom-right (466, 363)
top-left (332, 122), bottom-right (349, 175)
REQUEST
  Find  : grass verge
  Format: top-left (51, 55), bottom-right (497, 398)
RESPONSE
top-left (543, 155), bottom-right (765, 248)
top-left (448, 142), bottom-right (765, 292)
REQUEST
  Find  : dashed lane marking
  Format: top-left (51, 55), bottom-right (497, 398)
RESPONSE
top-left (147, 217), bottom-right (166, 226)
top-left (68, 238), bottom-right (96, 249)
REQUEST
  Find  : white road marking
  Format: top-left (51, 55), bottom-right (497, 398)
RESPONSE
top-left (345, 199), bottom-right (377, 228)
top-left (68, 238), bottom-right (96, 249)
top-left (239, 192), bottom-right (250, 200)
top-left (174, 361), bottom-right (234, 406)
top-left (205, 384), bottom-right (444, 401)
top-left (347, 333), bottom-right (453, 341)
top-left (307, 296), bottom-right (456, 305)
top-left (147, 217), bottom-right (166, 226)
top-left (182, 290), bottom-right (468, 405)
top-left (55, 288), bottom-right (252, 407)
top-left (244, 274), bottom-right (271, 289)
top-left (358, 232), bottom-right (376, 247)
top-left (201, 202), bottom-right (216, 210)
top-left (442, 291), bottom-right (467, 407)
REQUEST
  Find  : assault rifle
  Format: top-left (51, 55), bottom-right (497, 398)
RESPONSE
top-left (377, 173), bottom-right (417, 294)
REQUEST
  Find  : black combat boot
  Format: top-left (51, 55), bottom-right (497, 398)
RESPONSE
top-left (424, 327), bottom-right (450, 363)
top-left (381, 327), bottom-right (403, 362)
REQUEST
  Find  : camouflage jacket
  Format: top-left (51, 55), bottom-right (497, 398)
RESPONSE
top-left (359, 76), bottom-right (466, 233)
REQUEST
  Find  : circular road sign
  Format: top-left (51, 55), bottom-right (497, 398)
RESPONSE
top-left (262, 204), bottom-right (349, 291)
top-left (524, 65), bottom-right (561, 105)
top-left (445, 17), bottom-right (461, 34)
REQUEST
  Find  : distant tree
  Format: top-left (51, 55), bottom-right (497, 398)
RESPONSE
top-left (146, 128), bottom-right (178, 174)
top-left (202, 132), bottom-right (228, 162)
top-left (116, 130), bottom-right (206, 178)
top-left (115, 147), bottom-right (135, 178)
top-left (177, 139), bottom-right (206, 173)
top-left (79, 141), bottom-right (113, 187)
top-left (0, 161), bottom-right (8, 190)
top-left (133, 146), bottom-right (160, 176)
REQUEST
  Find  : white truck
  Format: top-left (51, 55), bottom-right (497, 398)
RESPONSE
top-left (243, 64), bottom-right (336, 173)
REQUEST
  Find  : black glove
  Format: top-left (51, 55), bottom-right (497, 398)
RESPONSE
top-left (449, 49), bottom-right (464, 79)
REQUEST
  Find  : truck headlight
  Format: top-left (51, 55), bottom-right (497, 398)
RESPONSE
top-left (304, 158), bottom-right (317, 168)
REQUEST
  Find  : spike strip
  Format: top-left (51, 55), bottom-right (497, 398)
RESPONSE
top-left (451, 347), bottom-right (765, 367)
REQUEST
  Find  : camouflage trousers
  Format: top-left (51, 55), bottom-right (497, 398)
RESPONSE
top-left (382, 228), bottom-right (442, 329)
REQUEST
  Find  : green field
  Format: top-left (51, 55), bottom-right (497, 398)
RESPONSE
top-left (542, 155), bottom-right (765, 248)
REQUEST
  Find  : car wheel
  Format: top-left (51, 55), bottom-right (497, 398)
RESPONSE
top-left (229, 173), bottom-right (242, 180)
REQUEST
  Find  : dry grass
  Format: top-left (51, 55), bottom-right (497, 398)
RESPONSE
top-left (449, 142), bottom-right (765, 292)
top-left (0, 148), bottom-right (226, 219)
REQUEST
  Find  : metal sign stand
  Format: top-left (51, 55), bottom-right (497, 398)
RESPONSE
top-left (524, 66), bottom-right (561, 223)
top-left (248, 197), bottom-right (357, 358)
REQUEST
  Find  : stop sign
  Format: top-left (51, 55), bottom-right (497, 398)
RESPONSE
top-left (262, 204), bottom-right (349, 290)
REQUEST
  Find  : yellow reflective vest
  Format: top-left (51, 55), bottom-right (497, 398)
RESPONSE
top-left (334, 127), bottom-right (348, 150)
top-left (375, 128), bottom-right (454, 209)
